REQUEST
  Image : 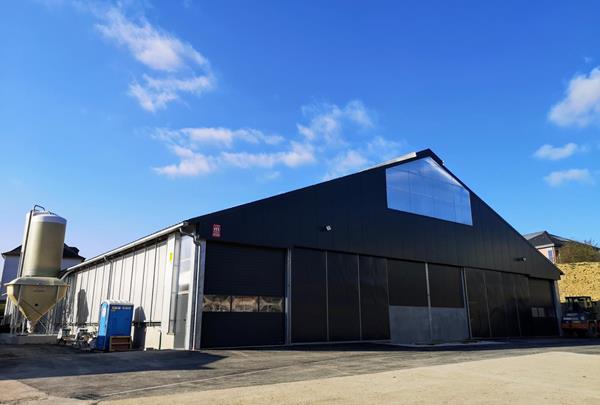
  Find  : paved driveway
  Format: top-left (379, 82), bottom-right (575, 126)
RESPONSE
top-left (1, 339), bottom-right (599, 402)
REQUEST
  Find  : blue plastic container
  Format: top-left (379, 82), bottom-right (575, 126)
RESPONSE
top-left (96, 300), bottom-right (134, 351)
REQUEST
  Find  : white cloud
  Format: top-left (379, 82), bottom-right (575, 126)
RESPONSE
top-left (322, 136), bottom-right (404, 180)
top-left (96, 7), bottom-right (206, 72)
top-left (183, 127), bottom-right (283, 147)
top-left (366, 136), bottom-right (404, 160)
top-left (533, 143), bottom-right (583, 160)
top-left (153, 100), bottom-right (405, 180)
top-left (279, 142), bottom-right (316, 167)
top-left (129, 75), bottom-right (213, 112)
top-left (220, 142), bottom-right (315, 169)
top-left (325, 150), bottom-right (369, 179)
top-left (154, 146), bottom-right (215, 177)
top-left (95, 7), bottom-right (214, 111)
top-left (544, 169), bottom-right (594, 187)
top-left (153, 127), bottom-right (284, 148)
top-left (298, 100), bottom-right (373, 145)
top-left (153, 125), bottom-right (314, 176)
top-left (549, 67), bottom-right (600, 127)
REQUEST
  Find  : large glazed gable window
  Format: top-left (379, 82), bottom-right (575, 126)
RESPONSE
top-left (386, 157), bottom-right (473, 225)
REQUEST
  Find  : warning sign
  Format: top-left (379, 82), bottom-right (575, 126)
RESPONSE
top-left (212, 224), bottom-right (221, 238)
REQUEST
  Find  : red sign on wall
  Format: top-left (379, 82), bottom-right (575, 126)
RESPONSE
top-left (212, 224), bottom-right (221, 238)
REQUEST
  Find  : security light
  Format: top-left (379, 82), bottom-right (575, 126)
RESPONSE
top-left (323, 225), bottom-right (333, 232)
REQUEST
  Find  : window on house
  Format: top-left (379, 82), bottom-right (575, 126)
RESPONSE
top-left (386, 157), bottom-right (473, 225)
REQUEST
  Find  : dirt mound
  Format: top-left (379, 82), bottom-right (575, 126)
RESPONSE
top-left (557, 262), bottom-right (600, 301)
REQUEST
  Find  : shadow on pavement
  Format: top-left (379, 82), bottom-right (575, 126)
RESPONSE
top-left (0, 344), bottom-right (225, 380)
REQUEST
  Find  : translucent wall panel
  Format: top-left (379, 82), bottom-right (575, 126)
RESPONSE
top-left (101, 263), bottom-right (110, 304)
top-left (131, 249), bottom-right (147, 315)
top-left (72, 273), bottom-right (82, 324)
top-left (386, 157), bottom-right (473, 225)
top-left (111, 258), bottom-right (123, 299)
top-left (90, 265), bottom-right (101, 323)
top-left (77, 270), bottom-right (90, 325)
top-left (121, 254), bottom-right (134, 301)
top-left (152, 242), bottom-right (167, 321)
top-left (142, 245), bottom-right (157, 321)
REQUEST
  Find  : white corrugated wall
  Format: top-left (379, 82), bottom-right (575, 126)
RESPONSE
top-left (61, 238), bottom-right (175, 329)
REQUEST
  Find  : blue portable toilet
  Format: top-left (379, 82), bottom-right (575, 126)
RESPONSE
top-left (97, 300), bottom-right (134, 351)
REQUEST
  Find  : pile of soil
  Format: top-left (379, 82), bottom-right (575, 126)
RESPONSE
top-left (557, 262), bottom-right (600, 301)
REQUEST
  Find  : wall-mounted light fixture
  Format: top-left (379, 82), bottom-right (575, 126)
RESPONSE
top-left (322, 225), bottom-right (333, 232)
top-left (515, 257), bottom-right (527, 262)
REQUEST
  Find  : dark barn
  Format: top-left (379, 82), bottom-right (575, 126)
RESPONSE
top-left (60, 149), bottom-right (561, 349)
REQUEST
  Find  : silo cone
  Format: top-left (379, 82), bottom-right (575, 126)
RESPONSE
top-left (6, 278), bottom-right (69, 329)
top-left (6, 210), bottom-right (69, 333)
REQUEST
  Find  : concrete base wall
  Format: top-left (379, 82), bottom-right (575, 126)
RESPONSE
top-left (389, 306), bottom-right (469, 344)
top-left (130, 326), bottom-right (173, 350)
top-left (144, 327), bottom-right (172, 350)
top-left (389, 306), bottom-right (431, 344)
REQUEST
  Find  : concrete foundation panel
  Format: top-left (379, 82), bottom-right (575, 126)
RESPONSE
top-left (389, 306), bottom-right (430, 344)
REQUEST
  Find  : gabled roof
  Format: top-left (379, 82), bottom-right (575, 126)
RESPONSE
top-left (187, 148), bottom-right (561, 280)
top-left (524, 231), bottom-right (573, 248)
top-left (2, 244), bottom-right (85, 260)
top-left (186, 148), bottom-right (447, 224)
top-left (62, 148), bottom-right (562, 281)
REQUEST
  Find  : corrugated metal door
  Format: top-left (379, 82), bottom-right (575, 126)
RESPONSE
top-left (201, 242), bottom-right (286, 348)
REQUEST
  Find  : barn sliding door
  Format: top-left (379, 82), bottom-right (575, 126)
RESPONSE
top-left (201, 242), bottom-right (286, 348)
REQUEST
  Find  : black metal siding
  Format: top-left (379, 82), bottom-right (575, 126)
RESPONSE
top-left (485, 270), bottom-right (509, 337)
top-left (428, 264), bottom-right (464, 308)
top-left (291, 248), bottom-right (328, 343)
top-left (202, 242), bottom-right (286, 348)
top-left (465, 268), bottom-right (558, 338)
top-left (501, 273), bottom-right (521, 337)
top-left (465, 269), bottom-right (491, 338)
top-left (201, 313), bottom-right (284, 347)
top-left (359, 256), bottom-right (390, 340)
top-left (529, 278), bottom-right (559, 336)
top-left (204, 242), bottom-right (285, 296)
top-left (388, 260), bottom-right (428, 307)
top-left (516, 276), bottom-right (533, 336)
top-left (192, 156), bottom-right (559, 281)
top-left (327, 252), bottom-right (361, 341)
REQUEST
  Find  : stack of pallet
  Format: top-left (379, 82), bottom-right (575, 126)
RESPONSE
top-left (109, 336), bottom-right (132, 352)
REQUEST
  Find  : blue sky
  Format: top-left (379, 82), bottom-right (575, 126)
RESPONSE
top-left (1, 1), bottom-right (600, 263)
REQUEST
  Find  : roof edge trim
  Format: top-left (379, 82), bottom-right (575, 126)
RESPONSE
top-left (62, 221), bottom-right (187, 277)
